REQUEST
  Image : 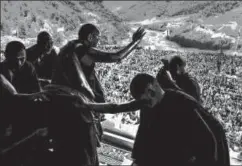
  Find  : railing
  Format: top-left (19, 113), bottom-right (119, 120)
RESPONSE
top-left (98, 121), bottom-right (135, 165)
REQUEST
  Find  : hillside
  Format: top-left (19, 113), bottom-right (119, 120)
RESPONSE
top-left (104, 1), bottom-right (242, 52)
top-left (104, 1), bottom-right (242, 21)
top-left (0, 1), bottom-right (130, 50)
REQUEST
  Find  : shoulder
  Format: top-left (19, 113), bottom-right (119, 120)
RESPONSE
top-left (23, 61), bottom-right (36, 72)
top-left (26, 44), bottom-right (38, 55)
top-left (74, 43), bottom-right (87, 55)
top-left (26, 44), bottom-right (38, 60)
top-left (184, 73), bottom-right (198, 83)
top-left (59, 40), bottom-right (81, 57)
top-left (165, 89), bottom-right (196, 103)
top-left (156, 67), bottom-right (165, 77)
top-left (50, 48), bottom-right (58, 57)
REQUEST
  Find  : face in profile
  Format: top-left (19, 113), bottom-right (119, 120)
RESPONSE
top-left (88, 30), bottom-right (100, 47)
top-left (7, 49), bottom-right (26, 71)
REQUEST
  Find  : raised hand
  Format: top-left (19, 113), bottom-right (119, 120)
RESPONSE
top-left (132, 27), bottom-right (146, 42)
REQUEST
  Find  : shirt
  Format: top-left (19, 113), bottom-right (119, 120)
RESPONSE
top-left (0, 61), bottom-right (41, 93)
top-left (27, 44), bottom-right (58, 79)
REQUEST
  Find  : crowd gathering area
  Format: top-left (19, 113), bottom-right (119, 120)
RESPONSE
top-left (0, 23), bottom-right (241, 166)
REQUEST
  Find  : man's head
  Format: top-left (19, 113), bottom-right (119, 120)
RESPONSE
top-left (37, 31), bottom-right (53, 54)
top-left (78, 23), bottom-right (100, 47)
top-left (5, 41), bottom-right (26, 71)
top-left (169, 55), bottom-right (186, 78)
top-left (130, 73), bottom-right (165, 108)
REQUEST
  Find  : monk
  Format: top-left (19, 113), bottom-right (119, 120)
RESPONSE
top-left (130, 73), bottom-right (229, 166)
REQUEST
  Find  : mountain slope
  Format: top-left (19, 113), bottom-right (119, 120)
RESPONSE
top-left (0, 1), bottom-right (130, 49)
top-left (104, 1), bottom-right (242, 21)
top-left (103, 1), bottom-right (242, 52)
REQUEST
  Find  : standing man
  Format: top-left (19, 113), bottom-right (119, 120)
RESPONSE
top-left (130, 73), bottom-right (230, 166)
top-left (51, 23), bottom-right (145, 165)
top-left (27, 31), bottom-right (58, 82)
top-left (52, 23), bottom-right (145, 140)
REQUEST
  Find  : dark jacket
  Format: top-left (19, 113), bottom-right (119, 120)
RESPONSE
top-left (132, 90), bottom-right (230, 166)
top-left (27, 44), bottom-right (58, 79)
top-left (176, 73), bottom-right (201, 102)
top-left (51, 40), bottom-right (95, 99)
top-left (43, 85), bottom-right (99, 166)
top-left (51, 40), bottom-right (105, 137)
top-left (0, 61), bottom-right (41, 93)
top-left (157, 67), bottom-right (201, 102)
top-left (0, 84), bottom-right (99, 166)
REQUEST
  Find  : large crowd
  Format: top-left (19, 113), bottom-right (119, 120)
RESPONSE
top-left (0, 22), bottom-right (240, 166)
top-left (96, 47), bottom-right (242, 149)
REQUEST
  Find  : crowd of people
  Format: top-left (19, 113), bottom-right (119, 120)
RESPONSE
top-left (0, 23), bottom-right (232, 166)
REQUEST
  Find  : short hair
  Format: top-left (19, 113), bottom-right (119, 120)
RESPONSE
top-left (130, 73), bottom-right (156, 99)
top-left (5, 41), bottom-right (26, 59)
top-left (37, 31), bottom-right (52, 45)
top-left (78, 23), bottom-right (99, 41)
top-left (169, 55), bottom-right (186, 71)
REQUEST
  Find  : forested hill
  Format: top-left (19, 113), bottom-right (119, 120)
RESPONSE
top-left (0, 1), bottom-right (130, 49)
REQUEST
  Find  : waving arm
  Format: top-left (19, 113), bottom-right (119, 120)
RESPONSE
top-left (87, 27), bottom-right (146, 63)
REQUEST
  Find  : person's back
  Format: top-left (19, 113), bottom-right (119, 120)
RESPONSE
top-left (175, 73), bottom-right (201, 102)
top-left (52, 40), bottom-right (82, 87)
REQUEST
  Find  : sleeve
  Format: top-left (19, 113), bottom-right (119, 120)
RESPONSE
top-left (131, 110), bottom-right (146, 163)
top-left (156, 67), bottom-right (181, 90)
top-left (88, 49), bottom-right (113, 62)
top-left (50, 49), bottom-right (59, 80)
top-left (26, 46), bottom-right (36, 64)
top-left (178, 92), bottom-right (218, 162)
top-left (0, 63), bottom-right (11, 81)
top-left (65, 52), bottom-right (95, 99)
top-left (0, 74), bottom-right (17, 97)
top-left (186, 76), bottom-right (201, 102)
